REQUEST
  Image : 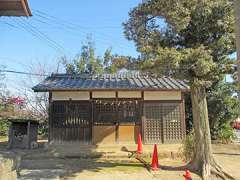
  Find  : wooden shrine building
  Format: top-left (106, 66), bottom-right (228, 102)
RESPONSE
top-left (33, 73), bottom-right (189, 144)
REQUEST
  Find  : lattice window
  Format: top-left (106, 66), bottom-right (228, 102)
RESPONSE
top-left (118, 100), bottom-right (141, 125)
top-left (144, 102), bottom-right (183, 144)
top-left (93, 99), bottom-right (141, 125)
top-left (52, 101), bottom-right (90, 128)
top-left (162, 104), bottom-right (182, 142)
top-left (94, 100), bottom-right (118, 125)
top-left (144, 104), bottom-right (163, 144)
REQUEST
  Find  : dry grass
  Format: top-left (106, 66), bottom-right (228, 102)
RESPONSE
top-left (0, 136), bottom-right (7, 142)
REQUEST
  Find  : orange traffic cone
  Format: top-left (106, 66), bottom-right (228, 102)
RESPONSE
top-left (151, 144), bottom-right (159, 170)
top-left (185, 169), bottom-right (191, 180)
top-left (137, 133), bottom-right (143, 154)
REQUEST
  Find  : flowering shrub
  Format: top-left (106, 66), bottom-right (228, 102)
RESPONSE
top-left (233, 122), bottom-right (240, 130)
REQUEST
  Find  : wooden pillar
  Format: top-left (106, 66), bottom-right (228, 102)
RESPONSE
top-left (7, 123), bottom-right (13, 149)
top-left (90, 91), bottom-right (93, 144)
top-left (181, 92), bottom-right (186, 139)
top-left (115, 91), bottom-right (119, 143)
top-left (27, 121), bottom-right (31, 149)
top-left (48, 92), bottom-right (52, 144)
top-left (141, 91), bottom-right (144, 144)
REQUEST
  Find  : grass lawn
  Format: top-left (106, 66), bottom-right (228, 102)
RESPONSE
top-left (93, 159), bottom-right (145, 172)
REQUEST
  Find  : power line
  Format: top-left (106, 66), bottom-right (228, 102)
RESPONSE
top-left (32, 10), bottom-right (130, 51)
top-left (0, 69), bottom-right (49, 76)
top-left (10, 18), bottom-right (66, 54)
top-left (20, 18), bottom-right (66, 53)
top-left (0, 19), bottom-right (18, 28)
top-left (32, 17), bottom-right (121, 29)
top-left (33, 9), bottom-right (123, 27)
top-left (12, 18), bottom-right (61, 53)
top-left (2, 17), bottom-right (67, 54)
top-left (33, 15), bottom-right (129, 52)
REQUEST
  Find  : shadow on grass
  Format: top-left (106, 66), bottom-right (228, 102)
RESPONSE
top-left (0, 141), bottom-right (147, 179)
top-left (122, 145), bottom-right (193, 176)
top-left (0, 141), bottom-right (200, 179)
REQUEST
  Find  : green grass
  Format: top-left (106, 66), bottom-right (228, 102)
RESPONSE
top-left (94, 162), bottom-right (145, 172)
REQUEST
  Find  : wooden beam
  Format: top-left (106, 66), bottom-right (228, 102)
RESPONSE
top-left (116, 91), bottom-right (119, 143)
top-left (20, 0), bottom-right (31, 16)
top-left (48, 92), bottom-right (52, 143)
top-left (27, 121), bottom-right (31, 149)
top-left (181, 92), bottom-right (186, 138)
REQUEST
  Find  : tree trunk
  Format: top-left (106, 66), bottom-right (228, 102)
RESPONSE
top-left (190, 85), bottom-right (236, 180)
top-left (190, 86), bottom-right (213, 179)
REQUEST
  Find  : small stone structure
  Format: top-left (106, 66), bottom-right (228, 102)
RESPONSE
top-left (7, 119), bottom-right (39, 149)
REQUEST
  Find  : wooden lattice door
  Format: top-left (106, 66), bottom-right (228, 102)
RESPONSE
top-left (143, 103), bottom-right (163, 144)
top-left (162, 103), bottom-right (183, 143)
top-left (50, 101), bottom-right (91, 143)
top-left (143, 102), bottom-right (183, 144)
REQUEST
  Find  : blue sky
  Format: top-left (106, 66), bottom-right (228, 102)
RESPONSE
top-left (0, 0), bottom-right (141, 94)
top-left (0, 0), bottom-right (236, 95)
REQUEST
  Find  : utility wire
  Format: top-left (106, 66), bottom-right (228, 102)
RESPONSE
top-left (33, 9), bottom-right (122, 28)
top-left (33, 11), bottom-right (120, 39)
top-left (10, 18), bottom-right (65, 54)
top-left (0, 19), bottom-right (18, 28)
top-left (0, 69), bottom-right (49, 77)
top-left (19, 18), bottom-right (66, 53)
top-left (32, 10), bottom-right (130, 51)
top-left (12, 18), bottom-right (60, 53)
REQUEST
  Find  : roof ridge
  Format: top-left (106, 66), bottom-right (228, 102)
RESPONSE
top-left (51, 73), bottom-right (151, 79)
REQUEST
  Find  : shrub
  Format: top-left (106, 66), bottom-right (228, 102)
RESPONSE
top-left (0, 119), bottom-right (9, 136)
top-left (217, 122), bottom-right (235, 144)
top-left (180, 130), bottom-right (196, 162)
top-left (38, 121), bottom-right (48, 137)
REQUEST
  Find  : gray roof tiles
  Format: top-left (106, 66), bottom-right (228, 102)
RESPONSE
top-left (32, 73), bottom-right (189, 92)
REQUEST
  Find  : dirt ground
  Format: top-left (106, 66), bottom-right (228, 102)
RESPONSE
top-left (18, 154), bottom-right (240, 180)
top-left (0, 139), bottom-right (239, 180)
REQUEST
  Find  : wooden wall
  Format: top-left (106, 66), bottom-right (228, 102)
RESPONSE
top-left (49, 90), bottom-right (186, 144)
top-left (92, 125), bottom-right (141, 144)
top-left (144, 91), bottom-right (181, 100)
top-left (52, 90), bottom-right (182, 100)
top-left (52, 91), bottom-right (90, 100)
top-left (92, 126), bottom-right (115, 144)
top-left (118, 125), bottom-right (141, 143)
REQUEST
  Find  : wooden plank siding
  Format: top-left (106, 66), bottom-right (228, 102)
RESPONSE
top-left (49, 101), bottom-right (91, 143)
top-left (48, 96), bottom-right (186, 144)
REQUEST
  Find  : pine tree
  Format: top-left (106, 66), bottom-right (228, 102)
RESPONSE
top-left (124, 0), bottom-right (236, 179)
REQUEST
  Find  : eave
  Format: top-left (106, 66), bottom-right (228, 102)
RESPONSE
top-left (0, 0), bottom-right (32, 17)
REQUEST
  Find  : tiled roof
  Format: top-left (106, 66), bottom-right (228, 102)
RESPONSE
top-left (32, 73), bottom-right (189, 92)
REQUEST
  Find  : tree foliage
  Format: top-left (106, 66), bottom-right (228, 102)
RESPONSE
top-left (124, 0), bottom-right (235, 85)
top-left (124, 0), bottom-right (240, 138)
top-left (124, 0), bottom-right (238, 179)
top-left (62, 38), bottom-right (137, 74)
top-left (62, 38), bottom-right (104, 74)
top-left (207, 81), bottom-right (240, 139)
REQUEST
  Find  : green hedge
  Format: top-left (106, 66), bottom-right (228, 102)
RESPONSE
top-left (0, 119), bottom-right (9, 136)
